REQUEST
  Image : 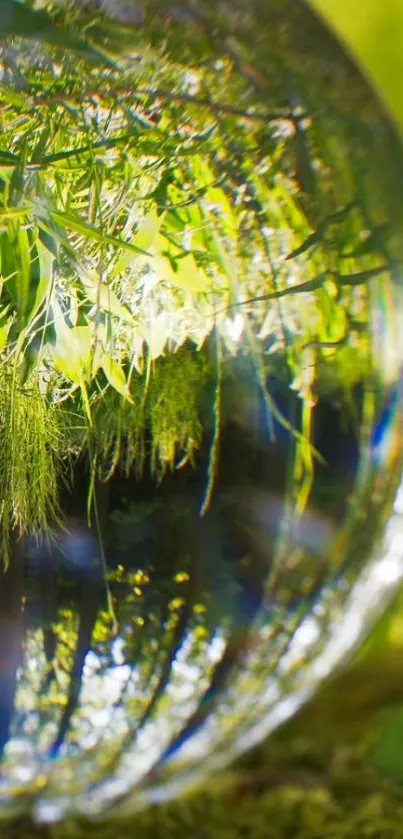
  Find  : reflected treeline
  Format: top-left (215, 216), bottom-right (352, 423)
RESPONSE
top-left (0, 364), bottom-right (363, 783)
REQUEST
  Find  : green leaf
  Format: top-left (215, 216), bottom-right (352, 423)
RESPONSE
top-left (38, 225), bottom-right (59, 259)
top-left (0, 0), bottom-right (115, 67)
top-left (0, 305), bottom-right (11, 353)
top-left (79, 271), bottom-right (135, 324)
top-left (285, 229), bottom-right (320, 261)
top-left (1, 226), bottom-right (51, 326)
top-left (205, 184), bottom-right (239, 240)
top-left (151, 251), bottom-right (210, 293)
top-left (51, 302), bottom-right (94, 385)
top-left (16, 227), bottom-right (31, 312)
top-left (134, 207), bottom-right (163, 251)
top-left (102, 356), bottom-right (133, 400)
top-left (204, 226), bottom-right (238, 286)
top-left (147, 311), bottom-right (170, 360)
top-left (0, 205), bottom-right (33, 219)
top-left (0, 229), bottom-right (15, 282)
top-left (49, 210), bottom-right (150, 257)
top-left (31, 239), bottom-right (54, 316)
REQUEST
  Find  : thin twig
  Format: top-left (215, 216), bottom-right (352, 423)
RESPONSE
top-left (223, 265), bottom-right (387, 311)
top-left (33, 85), bottom-right (297, 124)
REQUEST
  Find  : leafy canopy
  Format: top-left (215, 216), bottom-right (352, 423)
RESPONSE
top-left (0, 0), bottom-right (398, 553)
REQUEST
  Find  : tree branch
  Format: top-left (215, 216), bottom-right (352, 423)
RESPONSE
top-left (33, 85), bottom-right (296, 124)
top-left (225, 265), bottom-right (387, 310)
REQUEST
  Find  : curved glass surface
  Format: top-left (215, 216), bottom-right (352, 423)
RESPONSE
top-left (0, 0), bottom-right (401, 822)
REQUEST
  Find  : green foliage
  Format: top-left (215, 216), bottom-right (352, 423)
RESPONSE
top-left (0, 368), bottom-right (62, 561)
top-left (7, 768), bottom-right (403, 839)
top-left (0, 0), bottom-right (397, 550)
top-left (90, 345), bottom-right (209, 481)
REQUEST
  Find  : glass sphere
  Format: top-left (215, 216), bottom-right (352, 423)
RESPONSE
top-left (0, 0), bottom-right (402, 823)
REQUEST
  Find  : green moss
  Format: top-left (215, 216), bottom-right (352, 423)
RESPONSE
top-left (0, 369), bottom-right (62, 562)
